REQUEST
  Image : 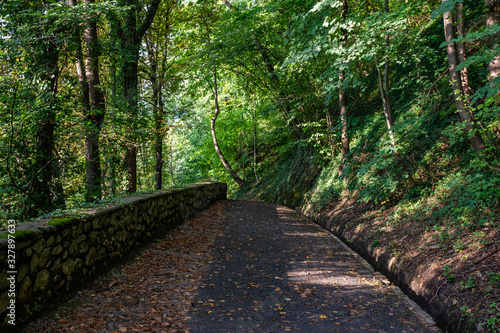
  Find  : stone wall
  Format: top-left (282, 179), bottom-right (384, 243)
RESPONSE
top-left (0, 182), bottom-right (227, 329)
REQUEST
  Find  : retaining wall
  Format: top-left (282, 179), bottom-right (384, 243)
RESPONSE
top-left (0, 182), bottom-right (227, 329)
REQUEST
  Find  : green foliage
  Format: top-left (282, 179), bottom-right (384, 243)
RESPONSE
top-left (460, 275), bottom-right (477, 290)
top-left (486, 303), bottom-right (500, 332)
top-left (488, 273), bottom-right (500, 285)
top-left (443, 264), bottom-right (456, 282)
top-left (302, 160), bottom-right (343, 215)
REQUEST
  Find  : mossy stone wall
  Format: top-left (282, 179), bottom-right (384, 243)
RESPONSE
top-left (0, 182), bottom-right (226, 329)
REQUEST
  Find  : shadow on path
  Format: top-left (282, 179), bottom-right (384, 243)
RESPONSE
top-left (188, 201), bottom-right (439, 333)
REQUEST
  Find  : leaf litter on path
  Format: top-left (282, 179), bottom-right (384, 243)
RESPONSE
top-left (25, 201), bottom-right (228, 333)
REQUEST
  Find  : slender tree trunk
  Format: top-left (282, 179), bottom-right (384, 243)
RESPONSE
top-left (168, 135), bottom-right (176, 186)
top-left (338, 0), bottom-right (349, 176)
top-left (338, 70), bottom-right (349, 176)
top-left (148, 52), bottom-right (164, 190)
top-left (154, 89), bottom-right (164, 190)
top-left (375, 0), bottom-right (396, 149)
top-left (253, 95), bottom-right (259, 182)
top-left (145, 26), bottom-right (169, 190)
top-left (108, 157), bottom-right (116, 196)
top-left (381, 0), bottom-right (397, 148)
top-left (325, 107), bottom-right (336, 158)
top-left (375, 0), bottom-right (415, 186)
top-left (107, 60), bottom-right (119, 197)
top-left (375, 55), bottom-right (396, 147)
top-left (123, 38), bottom-right (139, 193)
top-left (211, 66), bottom-right (246, 187)
top-left (456, 2), bottom-right (471, 101)
top-left (443, 6), bottom-right (486, 154)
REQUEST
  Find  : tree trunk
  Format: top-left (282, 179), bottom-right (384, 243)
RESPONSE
top-left (375, 0), bottom-right (397, 149)
top-left (123, 40), bottom-right (139, 193)
top-left (154, 88), bottom-right (164, 190)
top-left (375, 0), bottom-right (415, 186)
top-left (375, 55), bottom-right (395, 144)
top-left (456, 2), bottom-right (471, 101)
top-left (119, 0), bottom-right (162, 193)
top-left (443, 5), bottom-right (486, 154)
top-left (70, 0), bottom-right (105, 201)
top-left (211, 66), bottom-right (246, 187)
top-left (338, 70), bottom-right (349, 176)
top-left (83, 0), bottom-right (105, 201)
top-left (168, 135), bottom-right (176, 186)
top-left (325, 106), bottom-right (336, 158)
top-left (382, 0), bottom-right (396, 148)
top-left (147, 33), bottom-right (166, 191)
top-left (338, 0), bottom-right (349, 176)
top-left (253, 95), bottom-right (259, 182)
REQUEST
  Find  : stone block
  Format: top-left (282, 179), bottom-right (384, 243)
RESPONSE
top-left (62, 258), bottom-right (77, 276)
top-left (83, 221), bottom-right (92, 233)
top-left (46, 236), bottom-right (55, 247)
top-left (68, 241), bottom-right (79, 257)
top-left (32, 238), bottom-right (46, 255)
top-left (34, 270), bottom-right (50, 292)
top-left (79, 241), bottom-right (89, 254)
top-left (17, 264), bottom-right (29, 283)
top-left (39, 248), bottom-right (51, 268)
top-left (62, 228), bottom-right (72, 238)
top-left (51, 245), bottom-right (63, 256)
top-left (52, 258), bottom-right (61, 272)
top-left (72, 224), bottom-right (83, 238)
top-left (85, 247), bottom-right (97, 266)
top-left (92, 217), bottom-right (100, 230)
top-left (17, 276), bottom-right (32, 304)
top-left (30, 253), bottom-right (39, 274)
top-left (76, 234), bottom-right (87, 244)
top-left (16, 240), bottom-right (32, 251)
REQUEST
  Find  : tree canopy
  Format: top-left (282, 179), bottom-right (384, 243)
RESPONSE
top-left (0, 0), bottom-right (499, 227)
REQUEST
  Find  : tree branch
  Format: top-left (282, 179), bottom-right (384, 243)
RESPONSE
top-left (137, 0), bottom-right (162, 39)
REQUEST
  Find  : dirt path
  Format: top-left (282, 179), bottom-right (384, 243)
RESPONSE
top-left (25, 200), bottom-right (440, 332)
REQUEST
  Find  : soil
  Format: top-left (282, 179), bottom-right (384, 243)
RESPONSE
top-left (303, 197), bottom-right (500, 333)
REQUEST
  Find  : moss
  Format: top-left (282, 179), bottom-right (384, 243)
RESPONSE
top-left (47, 218), bottom-right (75, 228)
top-left (0, 229), bottom-right (36, 240)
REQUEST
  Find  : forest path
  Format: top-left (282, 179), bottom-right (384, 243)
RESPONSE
top-left (188, 200), bottom-right (439, 333)
top-left (26, 200), bottom-right (440, 332)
